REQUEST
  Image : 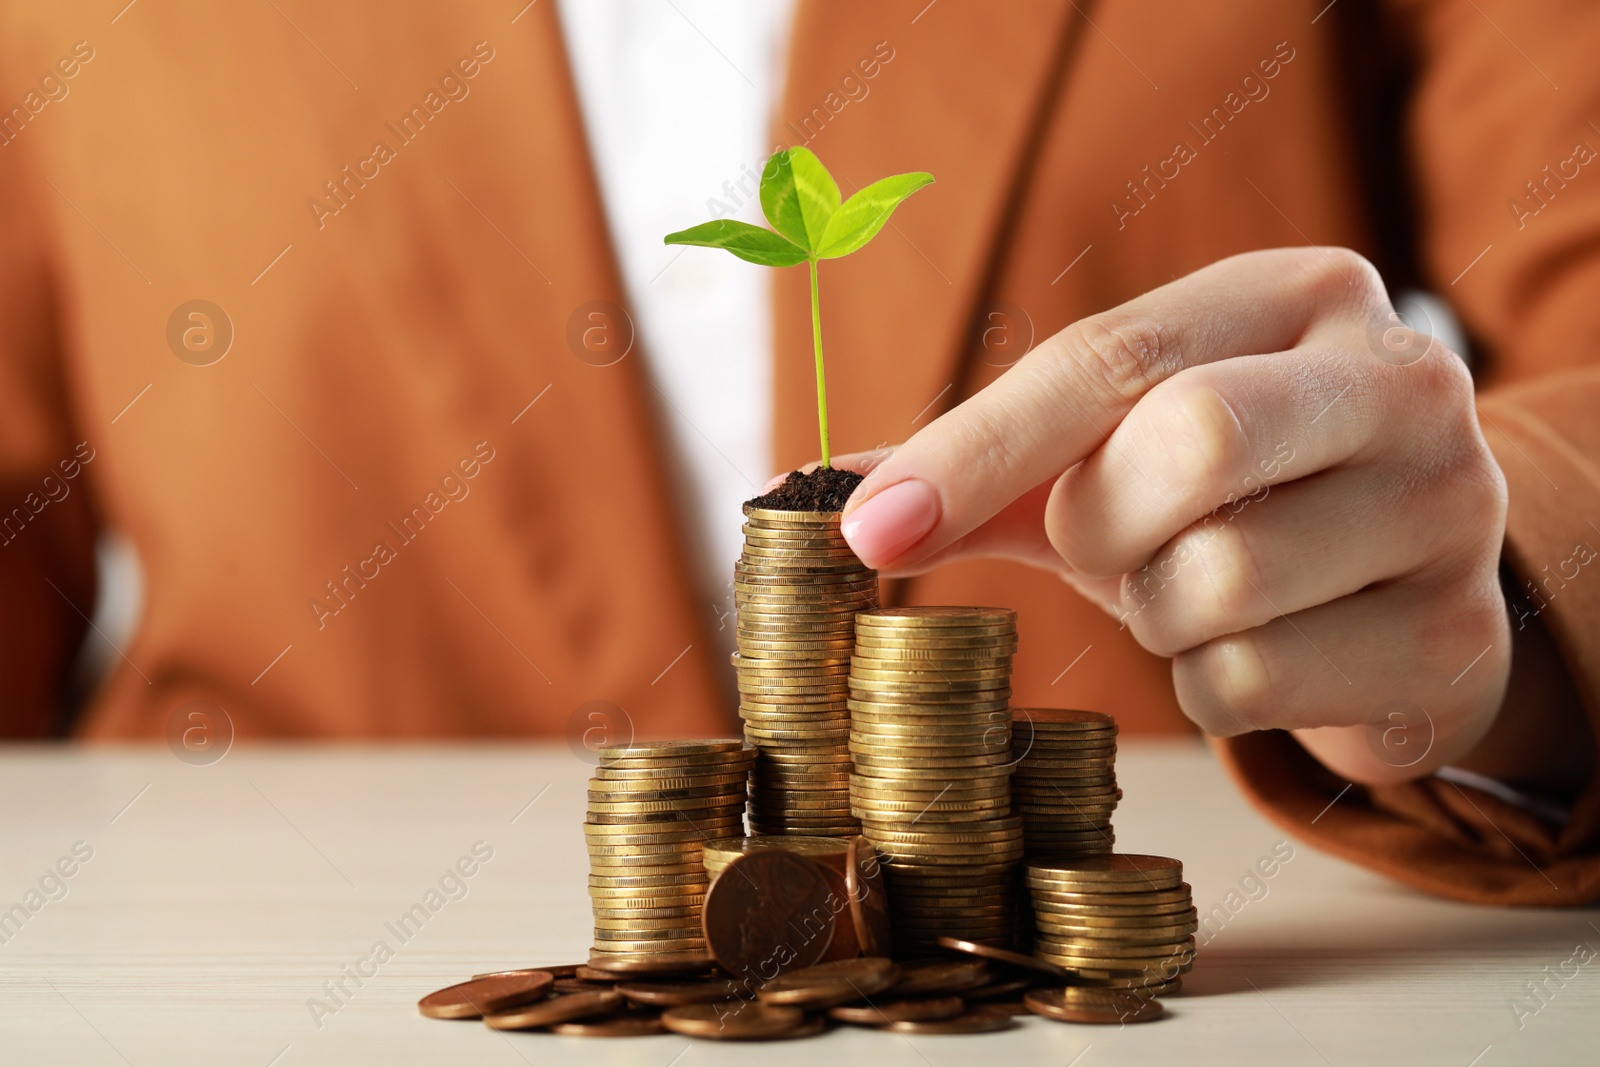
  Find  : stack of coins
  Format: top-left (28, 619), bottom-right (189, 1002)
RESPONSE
top-left (1025, 854), bottom-right (1197, 997)
top-left (848, 607), bottom-right (1023, 956)
top-left (1010, 709), bottom-right (1120, 858)
top-left (734, 505), bottom-right (877, 836)
top-left (586, 740), bottom-right (754, 965)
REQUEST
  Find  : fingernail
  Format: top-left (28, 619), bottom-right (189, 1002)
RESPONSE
top-left (841, 479), bottom-right (940, 567)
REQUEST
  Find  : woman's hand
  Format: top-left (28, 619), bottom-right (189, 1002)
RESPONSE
top-left (837, 248), bottom-right (1511, 785)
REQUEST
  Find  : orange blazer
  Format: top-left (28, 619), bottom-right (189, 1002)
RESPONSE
top-left (1, 1), bottom-right (1596, 904)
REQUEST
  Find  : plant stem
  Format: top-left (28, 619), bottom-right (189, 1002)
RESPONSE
top-left (809, 257), bottom-right (830, 468)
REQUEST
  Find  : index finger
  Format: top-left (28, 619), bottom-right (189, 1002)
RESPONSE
top-left (839, 247), bottom-right (1371, 571)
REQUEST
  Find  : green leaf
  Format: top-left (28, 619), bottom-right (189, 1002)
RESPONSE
top-left (815, 172), bottom-right (935, 259)
top-left (759, 147), bottom-right (841, 255)
top-left (662, 219), bottom-right (808, 267)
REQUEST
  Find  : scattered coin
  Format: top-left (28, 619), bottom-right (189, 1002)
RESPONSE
top-left (616, 978), bottom-right (748, 1006)
top-left (756, 957), bottom-right (901, 1009)
top-left (472, 964), bottom-right (579, 981)
top-left (483, 991), bottom-right (623, 1030)
top-left (547, 1014), bottom-right (667, 1037)
top-left (886, 958), bottom-right (993, 996)
top-left (935, 937), bottom-right (1071, 977)
top-left (885, 1006), bottom-right (1015, 1034)
top-left (660, 1000), bottom-right (808, 1040)
top-left (830, 995), bottom-right (967, 1025)
top-left (417, 971), bottom-right (553, 1020)
top-left (584, 952), bottom-right (715, 976)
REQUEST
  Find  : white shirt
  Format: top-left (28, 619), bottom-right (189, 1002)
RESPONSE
top-left (558, 0), bottom-right (795, 641)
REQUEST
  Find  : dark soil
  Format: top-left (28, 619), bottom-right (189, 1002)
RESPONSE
top-left (747, 467), bottom-right (864, 512)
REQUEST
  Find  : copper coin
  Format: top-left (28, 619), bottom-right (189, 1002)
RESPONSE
top-left (701, 851), bottom-right (834, 977)
top-left (617, 977), bottom-right (748, 1006)
top-left (585, 952), bottom-right (715, 977)
top-left (552, 978), bottom-right (618, 995)
top-left (830, 995), bottom-right (966, 1025)
top-left (756, 957), bottom-right (901, 1009)
top-left (936, 937), bottom-right (1070, 977)
top-left (483, 990), bottom-right (623, 1030)
top-left (887, 958), bottom-right (992, 996)
top-left (417, 971), bottom-right (553, 1019)
top-left (661, 1000), bottom-right (807, 1040)
top-left (816, 865), bottom-right (863, 962)
top-left (1025, 986), bottom-right (1166, 1024)
top-left (472, 963), bottom-right (580, 980)
top-left (963, 974), bottom-right (1034, 1001)
top-left (573, 966), bottom-right (625, 983)
top-left (885, 1005), bottom-right (1015, 1034)
top-left (846, 835), bottom-right (893, 957)
top-left (547, 1013), bottom-right (667, 1037)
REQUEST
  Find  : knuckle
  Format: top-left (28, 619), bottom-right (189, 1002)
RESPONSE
top-left (1156, 381), bottom-right (1249, 506)
top-left (1289, 246), bottom-right (1386, 311)
top-left (1044, 468), bottom-right (1115, 577)
top-left (1191, 521), bottom-right (1267, 638)
top-left (1058, 315), bottom-right (1168, 404)
top-left (1173, 635), bottom-right (1274, 737)
top-left (1121, 522), bottom-right (1263, 659)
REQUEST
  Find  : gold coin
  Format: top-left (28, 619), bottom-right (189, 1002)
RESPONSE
top-left (590, 772), bottom-right (750, 791)
top-left (596, 739), bottom-right (744, 761)
top-left (855, 632), bottom-right (1018, 650)
top-left (1037, 928), bottom-right (1200, 949)
top-left (588, 867), bottom-right (707, 883)
top-left (1011, 707), bottom-right (1114, 726)
top-left (852, 748), bottom-right (1013, 766)
top-left (592, 762), bottom-right (753, 781)
top-left (1031, 883), bottom-right (1192, 905)
top-left (1022, 986), bottom-right (1164, 1025)
top-left (851, 771), bottom-right (1011, 790)
top-left (587, 786), bottom-right (747, 806)
top-left (870, 821), bottom-right (1022, 844)
top-left (849, 773), bottom-right (1010, 793)
top-left (849, 724), bottom-right (1009, 742)
top-left (850, 662), bottom-right (1014, 680)
top-left (583, 820), bottom-right (743, 838)
top-left (1036, 944), bottom-right (1196, 967)
top-left (591, 938), bottom-right (708, 955)
top-left (599, 753), bottom-right (752, 772)
top-left (586, 887), bottom-right (708, 903)
top-left (856, 606), bottom-right (1016, 626)
top-left (592, 916), bottom-right (705, 932)
top-left (848, 699), bottom-right (1013, 716)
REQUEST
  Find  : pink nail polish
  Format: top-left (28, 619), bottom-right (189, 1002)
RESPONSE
top-left (841, 480), bottom-right (940, 567)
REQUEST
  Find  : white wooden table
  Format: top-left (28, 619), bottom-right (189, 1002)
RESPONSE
top-left (0, 741), bottom-right (1592, 1065)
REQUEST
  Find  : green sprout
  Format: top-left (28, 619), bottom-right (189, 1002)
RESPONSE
top-left (665, 148), bottom-right (933, 468)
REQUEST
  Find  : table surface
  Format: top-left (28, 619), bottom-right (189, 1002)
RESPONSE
top-left (1, 741), bottom-right (1594, 1066)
